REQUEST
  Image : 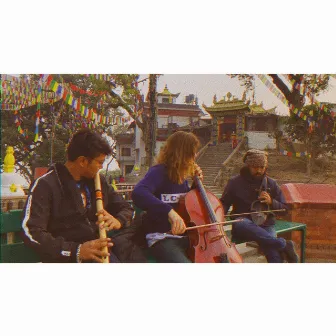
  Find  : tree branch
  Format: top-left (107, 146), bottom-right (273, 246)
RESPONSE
top-left (107, 86), bottom-right (144, 130)
top-left (16, 161), bottom-right (33, 184)
top-left (268, 74), bottom-right (305, 109)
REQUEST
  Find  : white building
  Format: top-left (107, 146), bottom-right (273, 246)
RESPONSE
top-left (115, 86), bottom-right (209, 176)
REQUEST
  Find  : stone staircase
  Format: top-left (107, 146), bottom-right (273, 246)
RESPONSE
top-left (197, 142), bottom-right (233, 197)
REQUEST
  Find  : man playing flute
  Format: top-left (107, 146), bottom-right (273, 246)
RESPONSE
top-left (22, 129), bottom-right (134, 263)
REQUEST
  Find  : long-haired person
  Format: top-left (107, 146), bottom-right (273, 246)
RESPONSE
top-left (131, 131), bottom-right (203, 263)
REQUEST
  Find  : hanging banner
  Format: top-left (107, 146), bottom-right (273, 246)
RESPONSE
top-left (34, 75), bottom-right (42, 142)
top-left (42, 74), bottom-right (113, 126)
top-left (258, 75), bottom-right (317, 132)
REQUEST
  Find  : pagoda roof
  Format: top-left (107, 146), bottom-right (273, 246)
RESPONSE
top-left (203, 92), bottom-right (249, 113)
top-left (158, 84), bottom-right (180, 98)
top-left (248, 102), bottom-right (276, 115)
top-left (203, 92), bottom-right (277, 116)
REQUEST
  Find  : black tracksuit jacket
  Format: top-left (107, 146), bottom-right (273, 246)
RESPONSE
top-left (21, 163), bottom-right (134, 262)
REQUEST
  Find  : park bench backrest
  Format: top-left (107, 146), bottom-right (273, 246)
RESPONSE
top-left (1, 209), bottom-right (40, 263)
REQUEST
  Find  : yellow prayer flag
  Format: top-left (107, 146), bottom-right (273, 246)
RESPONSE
top-left (51, 81), bottom-right (59, 92)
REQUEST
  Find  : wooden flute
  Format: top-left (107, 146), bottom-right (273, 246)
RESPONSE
top-left (94, 173), bottom-right (109, 263)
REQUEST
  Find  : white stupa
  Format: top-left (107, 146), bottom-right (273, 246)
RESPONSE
top-left (1, 146), bottom-right (27, 197)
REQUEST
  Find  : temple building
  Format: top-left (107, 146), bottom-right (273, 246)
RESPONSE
top-left (203, 92), bottom-right (278, 149)
top-left (115, 89), bottom-right (281, 175)
top-left (115, 85), bottom-right (209, 175)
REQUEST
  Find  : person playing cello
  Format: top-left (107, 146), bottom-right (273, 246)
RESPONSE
top-left (131, 131), bottom-right (203, 263)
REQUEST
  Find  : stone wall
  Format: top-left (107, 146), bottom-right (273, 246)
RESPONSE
top-left (245, 131), bottom-right (276, 150)
top-left (1, 195), bottom-right (27, 212)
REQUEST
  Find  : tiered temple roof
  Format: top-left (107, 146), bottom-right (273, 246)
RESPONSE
top-left (203, 92), bottom-right (276, 115)
top-left (203, 92), bottom-right (249, 114)
top-left (249, 102), bottom-right (276, 115)
top-left (157, 84), bottom-right (180, 98)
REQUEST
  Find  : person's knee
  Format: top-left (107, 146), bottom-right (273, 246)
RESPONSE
top-left (234, 217), bottom-right (254, 229)
top-left (150, 239), bottom-right (191, 263)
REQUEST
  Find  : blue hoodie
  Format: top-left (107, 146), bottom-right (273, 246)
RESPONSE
top-left (132, 164), bottom-right (191, 234)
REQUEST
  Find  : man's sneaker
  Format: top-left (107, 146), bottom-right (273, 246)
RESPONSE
top-left (283, 240), bottom-right (299, 263)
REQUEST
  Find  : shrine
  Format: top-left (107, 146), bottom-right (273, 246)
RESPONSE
top-left (203, 92), bottom-right (278, 149)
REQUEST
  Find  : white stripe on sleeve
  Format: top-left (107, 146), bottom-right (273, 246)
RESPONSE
top-left (22, 171), bottom-right (53, 244)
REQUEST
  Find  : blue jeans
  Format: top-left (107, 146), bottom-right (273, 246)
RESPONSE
top-left (232, 217), bottom-right (286, 263)
top-left (149, 237), bottom-right (192, 263)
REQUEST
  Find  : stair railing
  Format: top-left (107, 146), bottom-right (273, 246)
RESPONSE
top-left (213, 137), bottom-right (247, 186)
top-left (196, 141), bottom-right (212, 162)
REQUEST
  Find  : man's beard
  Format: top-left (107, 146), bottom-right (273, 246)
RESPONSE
top-left (252, 173), bottom-right (264, 180)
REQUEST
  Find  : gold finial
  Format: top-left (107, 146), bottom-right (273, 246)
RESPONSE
top-left (242, 90), bottom-right (247, 101)
top-left (213, 94), bottom-right (217, 104)
top-left (10, 183), bottom-right (18, 192)
top-left (162, 84), bottom-right (170, 95)
top-left (227, 92), bottom-right (232, 100)
top-left (4, 146), bottom-right (15, 173)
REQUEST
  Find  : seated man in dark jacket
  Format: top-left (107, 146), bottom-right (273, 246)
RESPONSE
top-left (22, 129), bottom-right (134, 263)
top-left (220, 149), bottom-right (298, 263)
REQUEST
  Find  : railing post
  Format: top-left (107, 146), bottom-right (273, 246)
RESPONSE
top-left (214, 137), bottom-right (247, 186)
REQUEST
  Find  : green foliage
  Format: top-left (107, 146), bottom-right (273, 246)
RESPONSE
top-left (229, 74), bottom-right (255, 91)
top-left (284, 103), bottom-right (336, 158)
top-left (105, 169), bottom-right (121, 179)
top-left (303, 74), bottom-right (331, 97)
top-left (1, 74), bottom-right (140, 183)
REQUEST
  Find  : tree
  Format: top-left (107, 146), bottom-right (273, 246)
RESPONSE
top-left (104, 74), bottom-right (160, 169)
top-left (147, 74), bottom-right (158, 167)
top-left (230, 74), bottom-right (336, 175)
top-left (284, 103), bottom-right (336, 174)
top-left (1, 74), bottom-right (139, 183)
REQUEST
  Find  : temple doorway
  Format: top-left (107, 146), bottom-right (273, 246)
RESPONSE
top-left (219, 122), bottom-right (236, 143)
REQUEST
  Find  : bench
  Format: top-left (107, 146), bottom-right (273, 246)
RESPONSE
top-left (1, 209), bottom-right (40, 263)
top-left (0, 209), bottom-right (306, 263)
top-left (232, 220), bottom-right (306, 263)
top-left (273, 220), bottom-right (306, 263)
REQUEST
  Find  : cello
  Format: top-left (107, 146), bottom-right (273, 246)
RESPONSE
top-left (177, 175), bottom-right (243, 263)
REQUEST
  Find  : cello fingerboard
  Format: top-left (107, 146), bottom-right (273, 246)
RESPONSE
top-left (194, 176), bottom-right (218, 223)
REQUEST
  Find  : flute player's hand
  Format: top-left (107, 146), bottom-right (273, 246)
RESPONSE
top-left (96, 209), bottom-right (122, 231)
top-left (79, 238), bottom-right (113, 263)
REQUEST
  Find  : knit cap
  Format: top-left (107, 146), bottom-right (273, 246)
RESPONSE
top-left (243, 149), bottom-right (268, 167)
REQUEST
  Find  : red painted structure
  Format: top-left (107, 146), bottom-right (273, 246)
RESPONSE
top-left (281, 183), bottom-right (336, 261)
top-left (34, 167), bottom-right (49, 179)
